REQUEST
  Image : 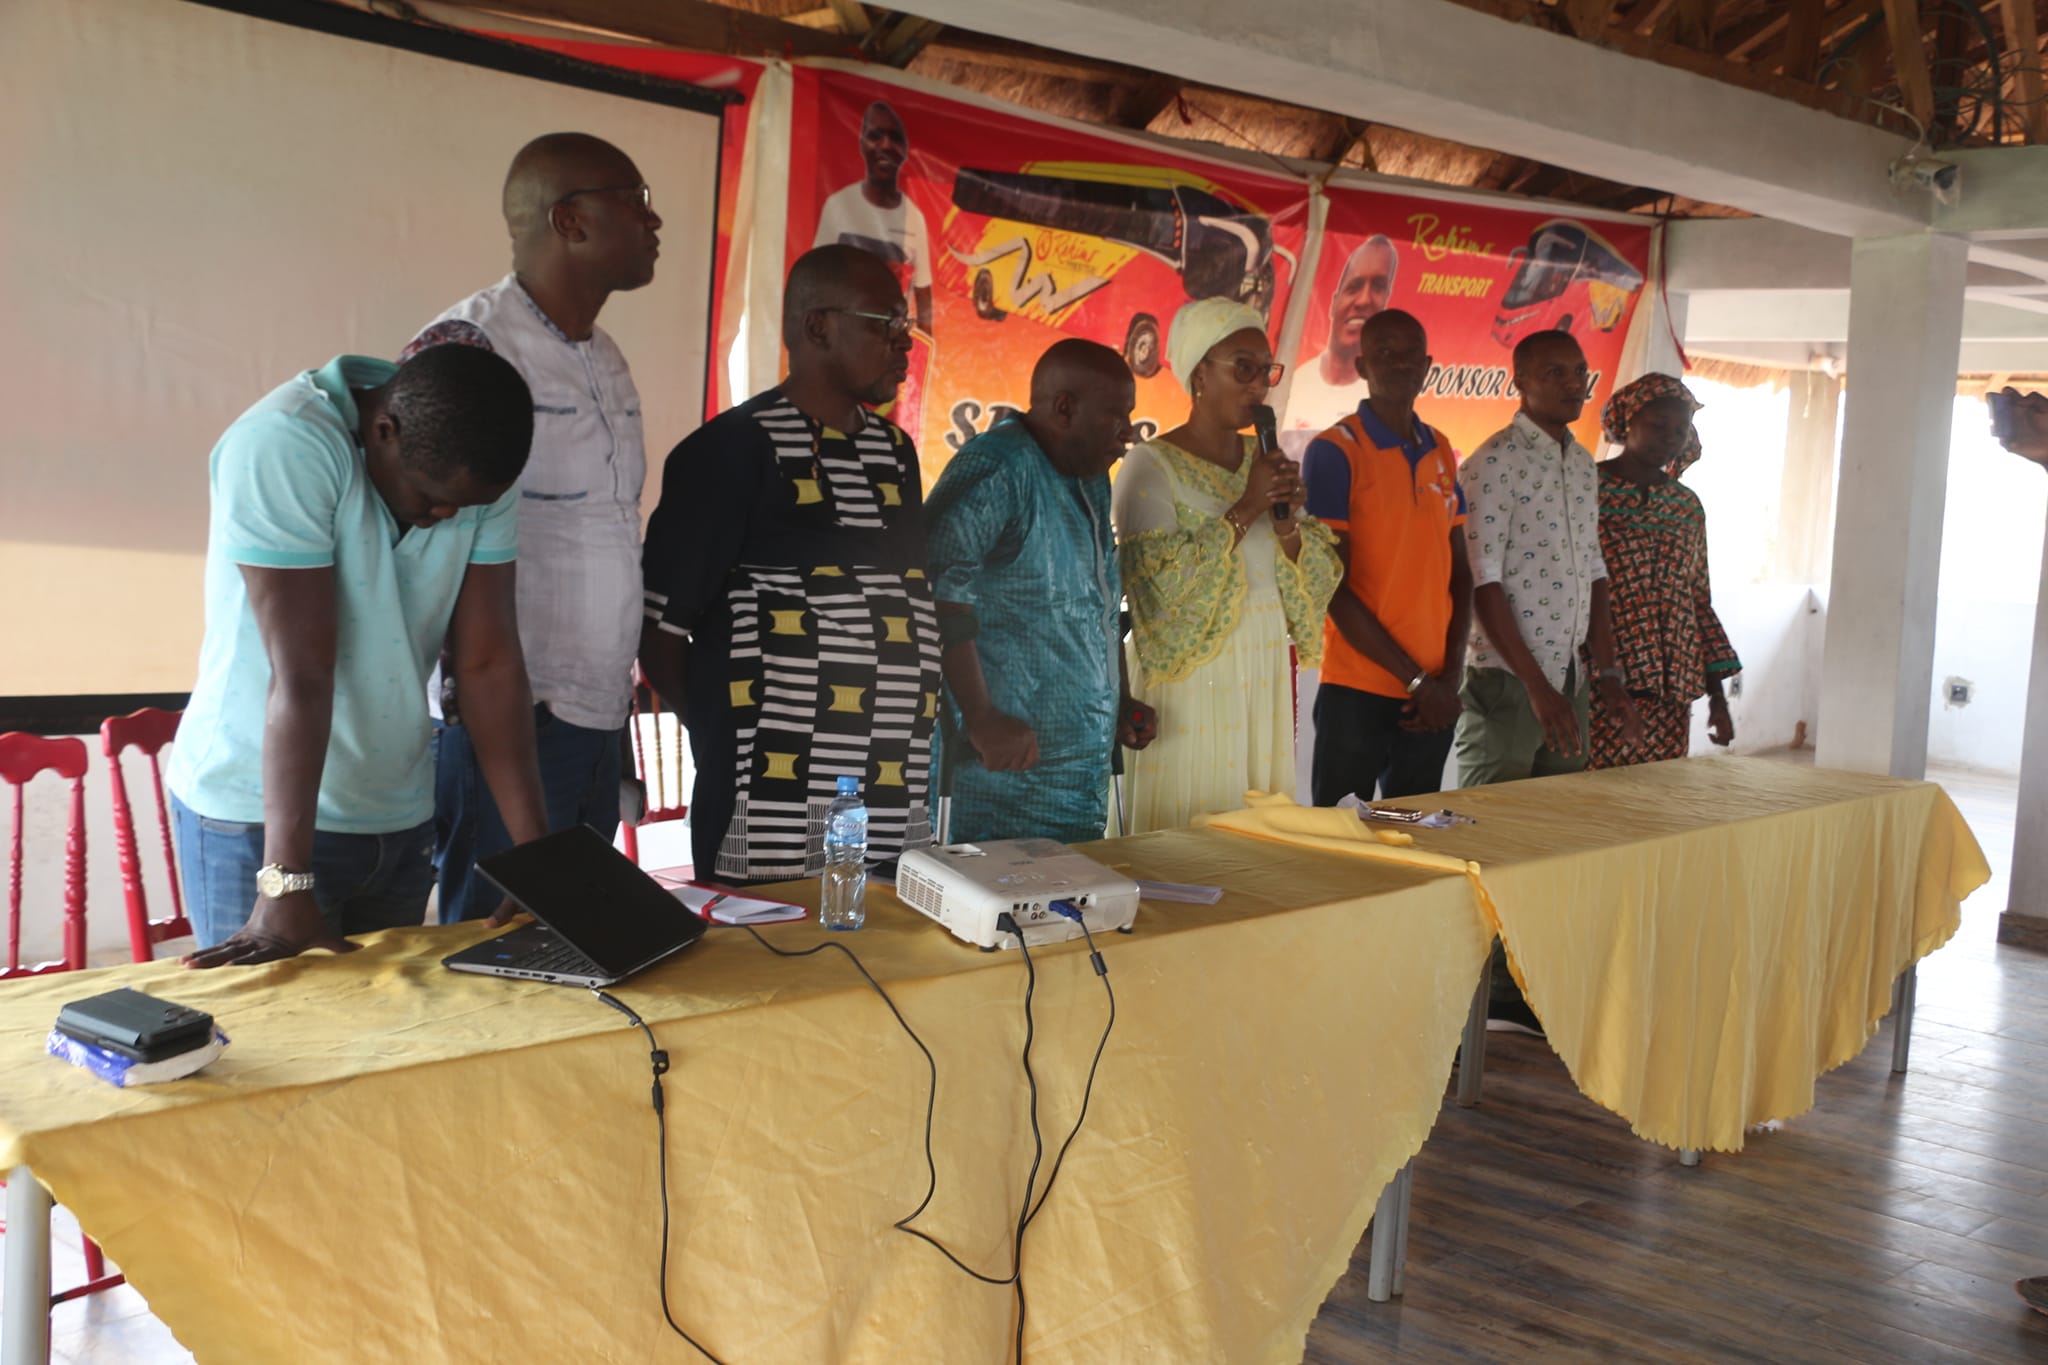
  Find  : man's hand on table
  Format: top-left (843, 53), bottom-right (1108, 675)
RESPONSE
top-left (184, 890), bottom-right (358, 968)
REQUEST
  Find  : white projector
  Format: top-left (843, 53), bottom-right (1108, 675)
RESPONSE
top-left (893, 839), bottom-right (1139, 950)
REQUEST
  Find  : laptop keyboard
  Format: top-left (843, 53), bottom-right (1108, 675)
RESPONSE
top-left (520, 934), bottom-right (604, 979)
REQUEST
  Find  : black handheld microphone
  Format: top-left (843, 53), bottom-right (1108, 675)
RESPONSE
top-left (1252, 403), bottom-right (1288, 521)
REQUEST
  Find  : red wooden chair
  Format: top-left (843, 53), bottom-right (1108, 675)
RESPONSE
top-left (1, 732), bottom-right (89, 980)
top-left (0, 730), bottom-right (123, 1303)
top-left (621, 669), bottom-right (688, 868)
top-left (100, 708), bottom-right (190, 962)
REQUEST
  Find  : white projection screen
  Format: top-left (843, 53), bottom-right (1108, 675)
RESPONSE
top-left (0, 0), bottom-right (722, 696)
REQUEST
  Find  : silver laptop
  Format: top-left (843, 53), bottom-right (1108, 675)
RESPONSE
top-left (441, 826), bottom-right (707, 987)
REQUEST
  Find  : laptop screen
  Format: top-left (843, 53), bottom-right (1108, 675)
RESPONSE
top-left (477, 826), bottom-right (707, 976)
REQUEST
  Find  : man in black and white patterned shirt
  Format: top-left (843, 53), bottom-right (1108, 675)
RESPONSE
top-left (1455, 329), bottom-right (1640, 788)
top-left (639, 246), bottom-right (942, 882)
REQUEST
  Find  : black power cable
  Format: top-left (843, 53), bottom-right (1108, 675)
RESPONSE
top-left (588, 986), bottom-right (730, 1365)
top-left (591, 912), bottom-right (1117, 1365)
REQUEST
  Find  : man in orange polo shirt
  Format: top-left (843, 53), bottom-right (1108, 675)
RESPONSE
top-left (1301, 309), bottom-right (1473, 802)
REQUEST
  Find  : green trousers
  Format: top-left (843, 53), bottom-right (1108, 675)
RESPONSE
top-left (1454, 663), bottom-right (1592, 790)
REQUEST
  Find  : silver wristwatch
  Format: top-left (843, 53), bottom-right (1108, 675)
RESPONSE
top-left (1404, 670), bottom-right (1428, 696)
top-left (256, 864), bottom-right (316, 899)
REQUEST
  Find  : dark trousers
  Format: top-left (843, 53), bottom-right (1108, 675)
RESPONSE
top-left (432, 705), bottom-right (624, 923)
top-left (1309, 682), bottom-right (1456, 806)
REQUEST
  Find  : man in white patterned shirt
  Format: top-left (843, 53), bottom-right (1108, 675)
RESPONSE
top-left (1456, 330), bottom-right (1640, 789)
top-left (406, 133), bottom-right (662, 920)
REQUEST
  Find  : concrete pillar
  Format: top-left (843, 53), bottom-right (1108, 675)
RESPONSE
top-left (1644, 289), bottom-right (1689, 382)
top-left (1772, 370), bottom-right (1843, 585)
top-left (2003, 541), bottom-right (2048, 949)
top-left (1815, 234), bottom-right (1969, 779)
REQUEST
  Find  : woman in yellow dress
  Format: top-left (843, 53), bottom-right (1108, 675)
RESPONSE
top-left (1113, 298), bottom-right (1342, 831)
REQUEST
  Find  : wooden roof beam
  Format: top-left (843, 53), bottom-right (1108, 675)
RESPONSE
top-left (1445, 0), bottom-right (1876, 121)
top-left (1999, 0), bottom-right (2048, 142)
top-left (475, 0), bottom-right (855, 57)
top-left (1722, 6), bottom-right (1793, 62)
top-left (1309, 116), bottom-right (1373, 165)
top-left (826, 0), bottom-right (872, 37)
top-left (1882, 0), bottom-right (1937, 129)
top-left (1562, 0), bottom-right (1624, 39)
top-left (1780, 0), bottom-right (1829, 81)
top-left (1658, 0), bottom-right (1719, 49)
top-left (1107, 72), bottom-right (1185, 129)
top-left (871, 12), bottom-right (944, 65)
top-left (1835, 8), bottom-right (1894, 100)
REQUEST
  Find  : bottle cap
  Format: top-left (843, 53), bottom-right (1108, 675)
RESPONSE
top-left (837, 774), bottom-right (859, 796)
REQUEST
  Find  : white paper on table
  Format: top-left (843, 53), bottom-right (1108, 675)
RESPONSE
top-left (668, 884), bottom-right (807, 925)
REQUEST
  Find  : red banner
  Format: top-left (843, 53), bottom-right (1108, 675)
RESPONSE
top-left (1280, 187), bottom-right (1651, 460)
top-left (788, 67), bottom-right (1313, 487)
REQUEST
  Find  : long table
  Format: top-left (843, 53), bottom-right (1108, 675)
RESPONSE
top-left (0, 757), bottom-right (1987, 1363)
top-left (1201, 757), bottom-right (1990, 1154)
top-left (1451, 758), bottom-right (1987, 1151)
top-left (0, 828), bottom-right (1490, 1365)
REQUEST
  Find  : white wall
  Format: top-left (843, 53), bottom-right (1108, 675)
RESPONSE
top-left (0, 0), bottom-right (718, 694)
top-left (1687, 584), bottom-right (1827, 755)
top-left (1689, 386), bottom-right (2044, 776)
top-left (1925, 399), bottom-right (2048, 773)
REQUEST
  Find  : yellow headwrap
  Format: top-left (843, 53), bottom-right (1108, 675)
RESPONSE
top-left (1166, 298), bottom-right (1270, 395)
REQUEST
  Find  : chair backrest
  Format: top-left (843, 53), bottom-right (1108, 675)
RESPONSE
top-left (0, 732), bottom-right (91, 979)
top-left (622, 671), bottom-right (689, 868)
top-left (100, 708), bottom-right (188, 961)
top-left (629, 670), bottom-right (689, 824)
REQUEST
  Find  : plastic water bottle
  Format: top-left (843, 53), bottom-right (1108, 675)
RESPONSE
top-left (820, 774), bottom-right (868, 930)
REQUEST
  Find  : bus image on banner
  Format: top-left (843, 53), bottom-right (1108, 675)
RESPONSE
top-left (943, 161), bottom-right (1289, 379)
top-left (1491, 220), bottom-right (1646, 348)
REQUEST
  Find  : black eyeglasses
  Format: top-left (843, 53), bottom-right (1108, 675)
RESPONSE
top-left (1214, 356), bottom-right (1285, 387)
top-left (555, 183), bottom-right (653, 211)
top-left (824, 307), bottom-right (913, 340)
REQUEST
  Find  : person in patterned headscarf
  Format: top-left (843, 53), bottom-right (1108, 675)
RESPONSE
top-left (1587, 372), bottom-right (1742, 769)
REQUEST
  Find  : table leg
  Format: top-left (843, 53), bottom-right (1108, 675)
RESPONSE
top-left (1390, 1161), bottom-right (1413, 1297)
top-left (1891, 964), bottom-right (1918, 1074)
top-left (1456, 955), bottom-right (1491, 1107)
top-left (1678, 1149), bottom-right (1701, 1168)
top-left (3, 1167), bottom-right (52, 1365)
top-left (1365, 1161), bottom-right (1407, 1303)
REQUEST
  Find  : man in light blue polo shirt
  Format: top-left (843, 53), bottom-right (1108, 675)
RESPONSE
top-left (170, 344), bottom-right (550, 966)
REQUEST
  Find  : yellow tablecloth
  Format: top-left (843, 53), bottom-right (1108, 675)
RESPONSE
top-left (0, 829), bottom-right (1492, 1365)
top-left (1203, 757), bottom-right (1991, 1153)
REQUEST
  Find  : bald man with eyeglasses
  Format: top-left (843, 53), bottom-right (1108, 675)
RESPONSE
top-left (639, 246), bottom-right (944, 884)
top-left (406, 132), bottom-right (664, 922)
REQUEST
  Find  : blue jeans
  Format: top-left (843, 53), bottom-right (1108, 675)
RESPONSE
top-left (432, 705), bottom-right (624, 923)
top-left (170, 795), bottom-right (437, 949)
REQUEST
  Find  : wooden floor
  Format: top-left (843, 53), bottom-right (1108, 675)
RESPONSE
top-left (1307, 763), bottom-right (2048, 1365)
top-left (27, 763), bottom-right (2048, 1364)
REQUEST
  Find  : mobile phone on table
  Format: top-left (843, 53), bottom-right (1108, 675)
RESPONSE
top-left (56, 988), bottom-right (215, 1063)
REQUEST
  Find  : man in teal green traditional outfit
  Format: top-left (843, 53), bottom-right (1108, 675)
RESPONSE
top-left (924, 339), bottom-right (1159, 843)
